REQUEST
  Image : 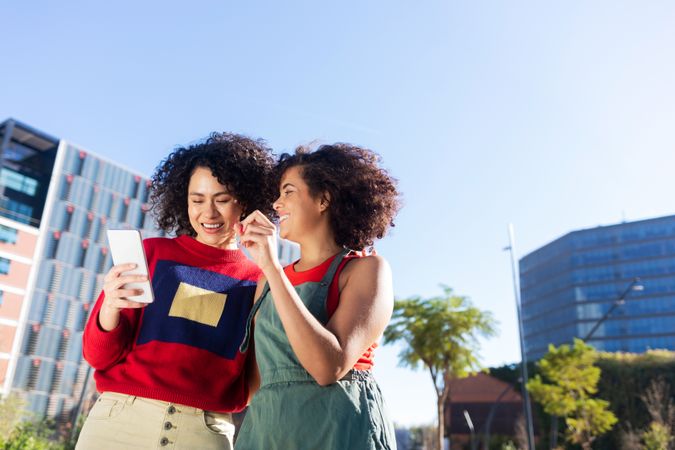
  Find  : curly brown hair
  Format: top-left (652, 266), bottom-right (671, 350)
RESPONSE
top-left (276, 143), bottom-right (401, 250)
top-left (150, 132), bottom-right (276, 236)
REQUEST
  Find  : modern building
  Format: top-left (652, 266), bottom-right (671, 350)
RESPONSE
top-left (0, 118), bottom-right (165, 421)
top-left (520, 215), bottom-right (675, 360)
top-left (0, 118), bottom-right (300, 422)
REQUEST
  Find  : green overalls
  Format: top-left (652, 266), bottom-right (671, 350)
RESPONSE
top-left (235, 250), bottom-right (396, 450)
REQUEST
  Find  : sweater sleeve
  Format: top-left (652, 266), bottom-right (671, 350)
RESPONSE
top-left (82, 237), bottom-right (157, 370)
top-left (82, 290), bottom-right (140, 370)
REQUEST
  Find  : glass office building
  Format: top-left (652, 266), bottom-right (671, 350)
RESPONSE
top-left (520, 215), bottom-right (675, 360)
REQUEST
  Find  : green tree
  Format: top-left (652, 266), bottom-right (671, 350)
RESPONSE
top-left (383, 286), bottom-right (497, 450)
top-left (0, 394), bottom-right (25, 439)
top-left (0, 419), bottom-right (67, 450)
top-left (527, 338), bottom-right (617, 450)
top-left (639, 377), bottom-right (674, 450)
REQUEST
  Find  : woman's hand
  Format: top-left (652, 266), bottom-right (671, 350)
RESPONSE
top-left (99, 263), bottom-right (148, 331)
top-left (236, 210), bottom-right (282, 275)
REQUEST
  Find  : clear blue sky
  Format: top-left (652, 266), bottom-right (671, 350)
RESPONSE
top-left (3, 0), bottom-right (675, 426)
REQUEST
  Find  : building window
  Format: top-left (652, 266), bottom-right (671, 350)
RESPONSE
top-left (61, 175), bottom-right (73, 201)
top-left (143, 180), bottom-right (151, 203)
top-left (119, 198), bottom-right (129, 223)
top-left (79, 240), bottom-right (89, 268)
top-left (0, 257), bottom-right (10, 275)
top-left (1, 198), bottom-right (34, 225)
top-left (0, 225), bottom-right (18, 244)
top-left (133, 176), bottom-right (141, 199)
top-left (84, 212), bottom-right (94, 237)
top-left (76, 151), bottom-right (86, 176)
top-left (0, 168), bottom-right (38, 196)
top-left (64, 205), bottom-right (74, 232)
top-left (49, 232), bottom-right (61, 259)
top-left (97, 249), bottom-right (108, 273)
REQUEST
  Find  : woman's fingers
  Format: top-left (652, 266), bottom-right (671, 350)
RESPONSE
top-left (240, 225), bottom-right (276, 249)
top-left (104, 263), bottom-right (137, 282)
top-left (240, 232), bottom-right (269, 248)
top-left (242, 224), bottom-right (275, 236)
top-left (114, 274), bottom-right (148, 287)
top-left (116, 288), bottom-right (145, 298)
top-left (111, 299), bottom-right (147, 309)
top-left (240, 210), bottom-right (275, 229)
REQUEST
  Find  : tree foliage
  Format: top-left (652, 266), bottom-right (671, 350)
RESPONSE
top-left (492, 350), bottom-right (675, 449)
top-left (527, 339), bottom-right (617, 450)
top-left (637, 377), bottom-right (675, 450)
top-left (0, 394), bottom-right (25, 439)
top-left (383, 286), bottom-right (497, 450)
top-left (0, 395), bottom-right (75, 450)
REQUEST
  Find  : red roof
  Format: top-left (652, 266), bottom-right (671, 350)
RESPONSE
top-left (448, 373), bottom-right (522, 403)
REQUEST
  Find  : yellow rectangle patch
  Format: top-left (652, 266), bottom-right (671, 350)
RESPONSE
top-left (168, 282), bottom-right (227, 327)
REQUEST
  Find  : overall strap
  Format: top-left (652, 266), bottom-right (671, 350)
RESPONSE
top-left (320, 248), bottom-right (352, 288)
top-left (239, 282), bottom-right (271, 353)
top-left (239, 248), bottom-right (351, 353)
top-left (312, 249), bottom-right (352, 323)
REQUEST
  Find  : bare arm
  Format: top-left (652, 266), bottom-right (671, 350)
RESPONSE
top-left (238, 211), bottom-right (393, 386)
top-left (264, 255), bottom-right (393, 385)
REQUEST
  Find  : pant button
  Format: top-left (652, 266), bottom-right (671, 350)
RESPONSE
top-left (160, 437), bottom-right (169, 446)
top-left (164, 421), bottom-right (173, 430)
top-left (167, 405), bottom-right (176, 414)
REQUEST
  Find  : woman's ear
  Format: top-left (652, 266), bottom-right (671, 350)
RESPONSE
top-left (319, 191), bottom-right (331, 212)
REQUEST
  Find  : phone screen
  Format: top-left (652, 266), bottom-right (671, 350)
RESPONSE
top-left (106, 229), bottom-right (154, 303)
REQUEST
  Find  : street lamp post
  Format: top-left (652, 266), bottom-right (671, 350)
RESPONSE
top-left (464, 410), bottom-right (477, 450)
top-left (583, 277), bottom-right (644, 342)
top-left (549, 277), bottom-right (645, 448)
top-left (505, 224), bottom-right (536, 450)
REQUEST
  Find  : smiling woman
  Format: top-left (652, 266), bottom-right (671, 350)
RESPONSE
top-left (151, 133), bottom-right (277, 237)
top-left (235, 143), bottom-right (401, 450)
top-left (187, 166), bottom-right (243, 249)
top-left (77, 133), bottom-right (276, 450)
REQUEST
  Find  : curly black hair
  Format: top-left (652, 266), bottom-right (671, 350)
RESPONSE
top-left (150, 132), bottom-right (276, 236)
top-left (276, 143), bottom-right (401, 250)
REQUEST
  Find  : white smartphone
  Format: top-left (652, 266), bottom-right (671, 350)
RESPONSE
top-left (106, 229), bottom-right (154, 303)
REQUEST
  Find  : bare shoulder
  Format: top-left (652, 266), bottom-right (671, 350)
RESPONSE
top-left (344, 253), bottom-right (390, 273)
top-left (340, 254), bottom-right (392, 289)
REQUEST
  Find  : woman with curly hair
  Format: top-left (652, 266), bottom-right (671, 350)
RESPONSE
top-left (77, 133), bottom-right (275, 450)
top-left (235, 143), bottom-right (401, 449)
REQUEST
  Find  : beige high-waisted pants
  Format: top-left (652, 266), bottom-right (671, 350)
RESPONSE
top-left (76, 392), bottom-right (235, 450)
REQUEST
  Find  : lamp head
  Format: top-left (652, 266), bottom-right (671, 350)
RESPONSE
top-left (631, 278), bottom-right (645, 291)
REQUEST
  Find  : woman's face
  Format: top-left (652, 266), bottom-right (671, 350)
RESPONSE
top-left (187, 166), bottom-right (243, 250)
top-left (273, 166), bottom-right (326, 243)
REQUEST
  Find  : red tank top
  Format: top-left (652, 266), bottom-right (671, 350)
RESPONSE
top-left (284, 253), bottom-right (376, 371)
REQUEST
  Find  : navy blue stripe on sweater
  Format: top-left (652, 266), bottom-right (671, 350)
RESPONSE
top-left (136, 260), bottom-right (256, 359)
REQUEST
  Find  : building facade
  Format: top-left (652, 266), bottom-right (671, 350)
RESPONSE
top-left (0, 118), bottom-right (165, 420)
top-left (0, 118), bottom-right (300, 421)
top-left (520, 215), bottom-right (675, 360)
